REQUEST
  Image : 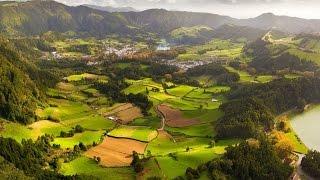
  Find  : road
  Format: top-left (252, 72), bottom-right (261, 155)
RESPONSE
top-left (293, 153), bottom-right (314, 180)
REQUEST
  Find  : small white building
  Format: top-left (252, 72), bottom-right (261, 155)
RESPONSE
top-left (212, 98), bottom-right (219, 102)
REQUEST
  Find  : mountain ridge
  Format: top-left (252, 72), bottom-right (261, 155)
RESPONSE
top-left (1, 1), bottom-right (320, 37)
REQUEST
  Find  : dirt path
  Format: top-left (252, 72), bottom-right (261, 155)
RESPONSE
top-left (155, 106), bottom-right (166, 131)
top-left (294, 153), bottom-right (314, 180)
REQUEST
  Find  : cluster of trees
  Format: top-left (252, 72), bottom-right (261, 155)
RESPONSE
top-left (229, 77), bottom-right (320, 114)
top-left (185, 139), bottom-right (293, 180)
top-left (301, 151), bottom-right (320, 178)
top-left (0, 37), bottom-right (45, 124)
top-left (60, 125), bottom-right (85, 138)
top-left (66, 44), bottom-right (91, 55)
top-left (131, 151), bottom-right (144, 173)
top-left (187, 63), bottom-right (240, 85)
top-left (216, 98), bottom-right (274, 138)
top-left (216, 77), bottom-right (320, 138)
top-left (94, 80), bottom-right (152, 115)
top-left (0, 136), bottom-right (72, 179)
top-left (245, 39), bottom-right (318, 73)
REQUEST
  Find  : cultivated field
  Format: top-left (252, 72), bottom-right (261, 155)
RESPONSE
top-left (158, 105), bottom-right (200, 127)
top-left (85, 137), bottom-right (147, 167)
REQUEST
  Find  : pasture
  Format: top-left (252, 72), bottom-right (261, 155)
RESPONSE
top-left (60, 156), bottom-right (135, 179)
top-left (177, 39), bottom-right (244, 61)
top-left (108, 126), bottom-right (158, 142)
top-left (52, 131), bottom-right (104, 149)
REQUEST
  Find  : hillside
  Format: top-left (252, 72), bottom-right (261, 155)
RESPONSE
top-left (0, 0), bottom-right (132, 37)
top-left (83, 4), bottom-right (137, 12)
top-left (0, 37), bottom-right (43, 124)
top-left (169, 26), bottom-right (214, 44)
top-left (122, 9), bottom-right (234, 35)
top-left (239, 13), bottom-right (320, 34)
top-left (1, 1), bottom-right (320, 37)
top-left (212, 24), bottom-right (267, 42)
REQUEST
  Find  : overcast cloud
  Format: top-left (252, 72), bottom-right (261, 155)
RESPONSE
top-left (3, 0), bottom-right (320, 19)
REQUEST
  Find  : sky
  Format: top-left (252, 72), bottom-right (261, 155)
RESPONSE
top-left (6, 0), bottom-right (320, 19)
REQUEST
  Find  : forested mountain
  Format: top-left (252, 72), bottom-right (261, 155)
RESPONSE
top-left (0, 39), bottom-right (40, 123)
top-left (169, 26), bottom-right (215, 44)
top-left (0, 0), bottom-right (131, 37)
top-left (1, 1), bottom-right (320, 37)
top-left (83, 4), bottom-right (137, 12)
top-left (122, 9), bottom-right (234, 35)
top-left (212, 24), bottom-right (267, 42)
top-left (239, 13), bottom-right (320, 34)
top-left (0, 36), bottom-right (56, 124)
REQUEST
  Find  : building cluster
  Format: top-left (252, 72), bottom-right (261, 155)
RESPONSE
top-left (104, 45), bottom-right (136, 57)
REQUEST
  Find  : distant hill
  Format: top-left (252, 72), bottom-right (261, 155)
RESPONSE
top-left (122, 9), bottom-right (234, 35)
top-left (238, 13), bottom-right (320, 34)
top-left (1, 1), bottom-right (320, 37)
top-left (83, 4), bottom-right (137, 12)
top-left (212, 24), bottom-right (267, 42)
top-left (169, 26), bottom-right (214, 44)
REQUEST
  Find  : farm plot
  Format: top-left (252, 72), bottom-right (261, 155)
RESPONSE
top-left (100, 103), bottom-right (143, 124)
top-left (0, 121), bottom-right (35, 142)
top-left (85, 137), bottom-right (147, 167)
top-left (164, 97), bottom-right (221, 110)
top-left (108, 126), bottom-right (158, 142)
top-left (60, 156), bottom-right (135, 180)
top-left (166, 85), bottom-right (195, 97)
top-left (124, 78), bottom-right (163, 95)
top-left (52, 131), bottom-right (104, 149)
top-left (65, 73), bottom-right (108, 82)
top-left (165, 109), bottom-right (223, 137)
top-left (144, 138), bottom-right (239, 178)
top-left (225, 66), bottom-right (256, 83)
top-left (36, 98), bottom-right (115, 131)
top-left (158, 105), bottom-right (200, 127)
top-left (185, 88), bottom-right (213, 99)
top-left (131, 116), bottom-right (162, 129)
top-left (255, 75), bottom-right (275, 83)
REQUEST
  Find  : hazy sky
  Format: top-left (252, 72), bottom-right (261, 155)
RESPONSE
top-left (6, 0), bottom-right (320, 19)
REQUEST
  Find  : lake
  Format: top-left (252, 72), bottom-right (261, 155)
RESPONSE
top-left (291, 105), bottom-right (320, 151)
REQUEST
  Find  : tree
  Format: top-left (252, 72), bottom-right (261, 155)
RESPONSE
top-left (74, 125), bottom-right (84, 133)
top-left (301, 151), bottom-right (320, 178)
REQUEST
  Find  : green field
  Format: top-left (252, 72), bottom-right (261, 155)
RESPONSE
top-left (255, 75), bottom-right (275, 83)
top-left (145, 138), bottom-right (239, 178)
top-left (0, 121), bottom-right (35, 142)
top-left (167, 85), bottom-right (195, 97)
top-left (108, 126), bottom-right (158, 142)
top-left (66, 73), bottom-right (108, 82)
top-left (177, 39), bottom-right (244, 61)
top-left (60, 157), bottom-right (135, 180)
top-left (53, 131), bottom-right (104, 149)
top-left (225, 66), bottom-right (256, 83)
top-left (287, 48), bottom-right (320, 65)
